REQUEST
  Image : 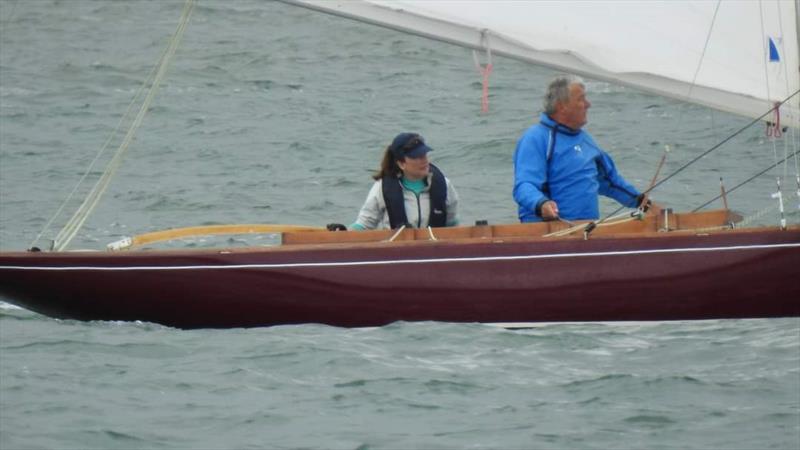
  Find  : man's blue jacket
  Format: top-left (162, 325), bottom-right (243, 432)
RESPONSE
top-left (513, 113), bottom-right (641, 223)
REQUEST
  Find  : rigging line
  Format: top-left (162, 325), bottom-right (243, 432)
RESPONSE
top-left (774, 0), bottom-right (798, 182)
top-left (768, 0), bottom-right (800, 197)
top-left (667, 0), bottom-right (721, 137)
top-left (794, 129), bottom-right (800, 200)
top-left (685, 0), bottom-right (721, 101)
top-left (31, 43), bottom-right (162, 250)
top-left (52, 0), bottom-right (196, 252)
top-left (779, 2), bottom-right (800, 199)
top-left (759, 0), bottom-right (784, 185)
top-left (616, 0), bottom-right (719, 226)
top-left (53, 25), bottom-right (185, 250)
top-left (595, 89), bottom-right (800, 225)
top-left (692, 148), bottom-right (799, 212)
top-left (639, 150), bottom-right (667, 209)
top-left (52, 24), bottom-right (182, 250)
top-left (641, 91), bottom-right (798, 192)
top-left (759, 1), bottom-right (774, 110)
top-left (47, 12), bottom-right (187, 251)
top-left (648, 0), bottom-right (720, 187)
top-left (786, 123), bottom-right (799, 182)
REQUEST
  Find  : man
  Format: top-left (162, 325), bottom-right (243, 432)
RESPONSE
top-left (513, 75), bottom-right (652, 223)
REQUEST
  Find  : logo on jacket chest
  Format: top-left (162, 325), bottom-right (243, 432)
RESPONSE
top-left (573, 144), bottom-right (582, 153)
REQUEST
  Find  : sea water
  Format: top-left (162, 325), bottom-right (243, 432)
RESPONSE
top-left (0, 1), bottom-right (798, 449)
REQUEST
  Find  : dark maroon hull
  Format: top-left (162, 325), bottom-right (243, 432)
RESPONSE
top-left (1, 228), bottom-right (798, 328)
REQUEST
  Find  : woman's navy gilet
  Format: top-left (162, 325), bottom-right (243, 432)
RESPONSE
top-left (382, 164), bottom-right (447, 229)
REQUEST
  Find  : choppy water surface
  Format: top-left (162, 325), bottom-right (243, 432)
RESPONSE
top-left (2, 306), bottom-right (799, 450)
top-left (1, 1), bottom-right (798, 449)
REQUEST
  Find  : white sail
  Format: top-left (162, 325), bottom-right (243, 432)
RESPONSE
top-left (281, 0), bottom-right (800, 127)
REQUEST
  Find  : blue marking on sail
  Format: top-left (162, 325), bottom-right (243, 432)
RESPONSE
top-left (769, 37), bottom-right (780, 62)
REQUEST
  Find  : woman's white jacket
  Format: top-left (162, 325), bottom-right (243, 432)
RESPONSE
top-left (352, 174), bottom-right (459, 230)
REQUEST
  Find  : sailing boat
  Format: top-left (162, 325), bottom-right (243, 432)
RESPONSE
top-left (0, 0), bottom-right (797, 329)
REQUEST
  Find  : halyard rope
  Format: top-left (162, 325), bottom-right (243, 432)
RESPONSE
top-left (32, 0), bottom-right (195, 251)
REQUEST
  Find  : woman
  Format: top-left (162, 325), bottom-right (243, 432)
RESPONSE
top-left (347, 132), bottom-right (459, 230)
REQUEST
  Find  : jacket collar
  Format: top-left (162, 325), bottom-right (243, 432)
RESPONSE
top-left (399, 171), bottom-right (432, 192)
top-left (539, 112), bottom-right (581, 136)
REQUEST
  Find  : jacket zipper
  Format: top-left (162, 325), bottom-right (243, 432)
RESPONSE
top-left (415, 192), bottom-right (422, 228)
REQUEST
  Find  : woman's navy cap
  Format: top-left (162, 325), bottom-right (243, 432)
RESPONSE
top-left (389, 132), bottom-right (432, 159)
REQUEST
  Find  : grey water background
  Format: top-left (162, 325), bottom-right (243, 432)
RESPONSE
top-left (0, 1), bottom-right (798, 449)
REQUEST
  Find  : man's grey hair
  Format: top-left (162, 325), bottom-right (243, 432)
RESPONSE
top-left (543, 75), bottom-right (585, 115)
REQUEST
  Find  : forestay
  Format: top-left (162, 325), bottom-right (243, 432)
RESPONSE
top-left (280, 0), bottom-right (800, 127)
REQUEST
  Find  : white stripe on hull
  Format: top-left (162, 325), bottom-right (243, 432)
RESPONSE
top-left (0, 242), bottom-right (797, 271)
